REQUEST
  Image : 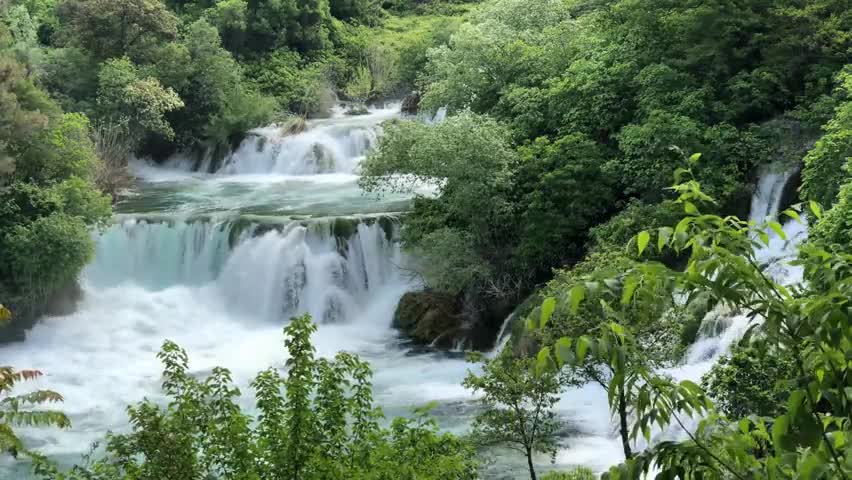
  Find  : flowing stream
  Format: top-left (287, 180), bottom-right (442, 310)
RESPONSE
top-left (1, 105), bottom-right (806, 478)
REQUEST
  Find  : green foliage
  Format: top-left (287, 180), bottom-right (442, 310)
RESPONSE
top-left (245, 50), bottom-right (336, 115)
top-left (56, 0), bottom-right (180, 61)
top-left (361, 112), bottom-right (516, 293)
top-left (513, 134), bottom-right (615, 268)
top-left (464, 347), bottom-right (562, 480)
top-left (96, 58), bottom-right (183, 146)
top-left (344, 64), bottom-right (373, 103)
top-left (329, 0), bottom-right (382, 25)
top-left (587, 200), bottom-right (681, 255)
top-left (541, 467), bottom-right (596, 480)
top-left (801, 70), bottom-right (852, 208)
top-left (0, 52), bottom-right (109, 322)
top-left (0, 366), bottom-right (70, 459)
top-left (701, 340), bottom-right (796, 419)
top-left (16, 113), bottom-right (98, 183)
top-left (410, 227), bottom-right (491, 295)
top-left (0, 213), bottom-right (95, 298)
top-left (811, 168), bottom-right (852, 248)
top-left (536, 167), bottom-right (852, 479)
top-left (33, 314), bottom-right (478, 479)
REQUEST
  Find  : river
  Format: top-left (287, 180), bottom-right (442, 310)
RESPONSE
top-left (0, 104), bottom-right (807, 478)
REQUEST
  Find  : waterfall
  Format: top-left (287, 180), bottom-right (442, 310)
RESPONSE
top-left (85, 218), bottom-right (243, 290)
top-left (85, 216), bottom-right (403, 324)
top-left (159, 104), bottom-right (401, 176)
top-left (217, 219), bottom-right (404, 323)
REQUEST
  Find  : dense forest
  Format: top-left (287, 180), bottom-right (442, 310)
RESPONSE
top-left (1, 0), bottom-right (851, 478)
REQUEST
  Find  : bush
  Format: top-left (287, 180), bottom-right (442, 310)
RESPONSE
top-left (542, 467), bottom-right (597, 480)
top-left (701, 340), bottom-right (796, 418)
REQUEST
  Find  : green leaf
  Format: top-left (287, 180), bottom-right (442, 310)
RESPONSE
top-left (683, 201), bottom-right (698, 215)
top-left (621, 276), bottom-right (639, 305)
top-left (799, 452), bottom-right (828, 479)
top-left (758, 231), bottom-right (770, 246)
top-left (767, 221), bottom-right (786, 240)
top-left (771, 415), bottom-right (789, 455)
top-left (568, 285), bottom-right (585, 314)
top-left (555, 337), bottom-right (573, 366)
top-left (536, 346), bottom-right (552, 372)
top-left (782, 209), bottom-right (801, 223)
top-left (688, 153), bottom-right (702, 165)
top-left (809, 200), bottom-right (822, 219)
top-left (575, 336), bottom-right (591, 363)
top-left (787, 390), bottom-right (805, 419)
top-left (540, 297), bottom-right (556, 329)
top-left (637, 231), bottom-right (650, 256)
top-left (657, 227), bottom-right (672, 252)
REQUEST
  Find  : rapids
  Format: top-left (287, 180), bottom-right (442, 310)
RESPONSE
top-left (1, 102), bottom-right (807, 478)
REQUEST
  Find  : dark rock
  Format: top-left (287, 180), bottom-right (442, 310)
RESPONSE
top-left (393, 290), bottom-right (463, 349)
top-left (0, 281), bottom-right (83, 344)
top-left (401, 91), bottom-right (421, 115)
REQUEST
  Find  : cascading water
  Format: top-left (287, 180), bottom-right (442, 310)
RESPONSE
top-left (0, 93), bottom-right (807, 480)
top-left (162, 104), bottom-right (401, 176)
top-left (545, 164), bottom-right (809, 475)
top-left (0, 103), bottom-right (476, 478)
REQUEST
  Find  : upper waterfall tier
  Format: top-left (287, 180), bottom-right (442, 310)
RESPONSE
top-left (161, 104), bottom-right (401, 175)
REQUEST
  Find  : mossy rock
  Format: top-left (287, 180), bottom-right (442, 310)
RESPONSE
top-left (393, 290), bottom-right (462, 348)
top-left (401, 91), bottom-right (421, 115)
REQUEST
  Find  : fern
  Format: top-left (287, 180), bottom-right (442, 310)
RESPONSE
top-left (0, 318), bottom-right (71, 458)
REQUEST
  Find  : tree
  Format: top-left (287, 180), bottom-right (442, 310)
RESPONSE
top-left (811, 168), bottom-right (852, 248)
top-left (513, 134), bottom-right (615, 269)
top-left (360, 112), bottom-right (516, 294)
top-left (95, 57), bottom-right (183, 148)
top-left (0, 54), bottom-right (109, 330)
top-left (329, 0), bottom-right (381, 25)
top-left (56, 0), bottom-right (179, 61)
top-left (701, 340), bottom-right (795, 419)
top-left (464, 346), bottom-right (562, 480)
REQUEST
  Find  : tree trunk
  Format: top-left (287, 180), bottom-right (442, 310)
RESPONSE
top-left (526, 447), bottom-right (537, 480)
top-left (618, 389), bottom-right (633, 460)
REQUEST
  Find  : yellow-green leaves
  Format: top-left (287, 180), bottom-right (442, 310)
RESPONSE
top-left (0, 304), bottom-right (10, 325)
top-left (637, 231), bottom-right (650, 256)
top-left (657, 226), bottom-right (673, 252)
top-left (767, 221), bottom-right (786, 241)
top-left (809, 200), bottom-right (823, 219)
top-left (688, 153), bottom-right (702, 165)
top-left (540, 297), bottom-right (556, 329)
top-left (568, 285), bottom-right (585, 315)
top-left (621, 276), bottom-right (639, 305)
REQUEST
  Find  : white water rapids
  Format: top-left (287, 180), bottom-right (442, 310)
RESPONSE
top-left (1, 104), bottom-right (806, 478)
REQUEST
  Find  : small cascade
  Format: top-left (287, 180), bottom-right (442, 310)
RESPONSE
top-left (488, 311), bottom-right (517, 358)
top-left (215, 104), bottom-right (400, 175)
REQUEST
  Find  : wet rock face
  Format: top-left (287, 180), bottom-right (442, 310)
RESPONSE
top-left (393, 290), bottom-right (462, 349)
top-left (401, 91), bottom-right (421, 115)
top-left (393, 289), bottom-right (518, 352)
